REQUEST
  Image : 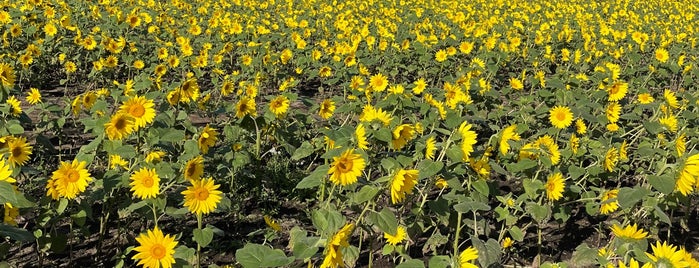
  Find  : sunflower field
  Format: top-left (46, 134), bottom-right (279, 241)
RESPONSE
top-left (1, 0), bottom-right (699, 267)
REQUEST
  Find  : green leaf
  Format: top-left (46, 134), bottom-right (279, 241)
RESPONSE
top-left (617, 187), bottom-right (650, 209)
top-left (368, 208), bottom-right (398, 235)
top-left (568, 166), bottom-right (585, 180)
top-left (654, 205), bottom-right (671, 224)
top-left (235, 243), bottom-right (294, 268)
top-left (527, 202), bottom-right (550, 223)
top-left (291, 141), bottom-right (315, 161)
top-left (570, 243), bottom-right (597, 267)
top-left (56, 198), bottom-right (69, 215)
top-left (472, 179), bottom-right (489, 196)
top-left (647, 175), bottom-right (674, 195)
top-left (5, 123), bottom-right (23, 135)
top-left (472, 238), bottom-right (501, 268)
top-left (296, 165), bottom-right (329, 189)
top-left (506, 158), bottom-right (537, 173)
top-left (0, 225), bottom-right (33, 241)
top-left (0, 182), bottom-right (34, 208)
top-left (193, 227), bottom-right (214, 248)
top-left (160, 129), bottom-right (185, 143)
top-left (396, 259), bottom-right (425, 268)
top-left (509, 226), bottom-right (524, 241)
top-left (352, 185), bottom-right (379, 204)
top-left (417, 160), bottom-right (443, 179)
top-left (453, 200), bottom-right (490, 213)
top-left (428, 256), bottom-right (451, 268)
top-left (375, 128), bottom-right (392, 143)
top-left (522, 179), bottom-right (543, 199)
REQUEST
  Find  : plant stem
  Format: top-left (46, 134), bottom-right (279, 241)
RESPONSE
top-left (453, 212), bottom-right (462, 257)
top-left (196, 213), bottom-right (202, 268)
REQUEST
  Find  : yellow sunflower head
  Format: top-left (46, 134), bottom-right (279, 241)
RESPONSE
top-left (129, 167), bottom-right (160, 199)
top-left (181, 177), bottom-right (222, 215)
top-left (48, 159), bottom-right (93, 199)
top-left (4, 136), bottom-right (32, 167)
top-left (104, 112), bottom-right (135, 141)
top-left (328, 149), bottom-right (365, 186)
top-left (390, 169), bottom-right (419, 204)
top-left (545, 172), bottom-right (565, 201)
top-left (549, 105), bottom-right (573, 129)
top-left (184, 155), bottom-right (204, 182)
top-left (119, 96), bottom-right (156, 130)
top-left (132, 227), bottom-right (178, 268)
top-left (198, 125), bottom-right (218, 154)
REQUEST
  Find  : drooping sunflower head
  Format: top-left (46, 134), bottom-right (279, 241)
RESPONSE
top-left (390, 169), bottom-right (419, 204)
top-left (184, 155), bottom-right (204, 181)
top-left (235, 97), bottom-right (257, 119)
top-left (318, 99), bottom-right (335, 120)
top-left (104, 113), bottom-right (135, 141)
top-left (0, 63), bottom-right (16, 88)
top-left (391, 124), bottom-right (416, 150)
top-left (269, 95), bottom-right (290, 117)
top-left (198, 125), bottom-right (218, 154)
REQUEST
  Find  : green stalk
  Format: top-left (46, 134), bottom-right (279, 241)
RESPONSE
top-left (453, 212), bottom-right (462, 258)
top-left (196, 213), bottom-right (202, 268)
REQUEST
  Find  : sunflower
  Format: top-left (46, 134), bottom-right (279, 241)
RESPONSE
top-left (509, 77), bottom-right (524, 90)
top-left (459, 246), bottom-right (479, 268)
top-left (319, 66), bottom-right (332, 77)
top-left (606, 102), bottom-right (621, 123)
top-left (369, 73), bottom-right (388, 92)
top-left (392, 124), bottom-right (415, 150)
top-left (600, 189), bottom-right (619, 215)
top-left (321, 223), bottom-right (354, 268)
top-left (328, 149), bottom-right (365, 186)
top-left (549, 106), bottom-right (573, 129)
top-left (413, 78), bottom-right (426, 94)
top-left (27, 88), bottom-right (42, 104)
top-left (269, 95), bottom-right (289, 117)
top-left (3, 203), bottom-right (18, 226)
top-left (676, 133), bottom-right (686, 157)
top-left (5, 96), bottom-right (21, 116)
top-left (235, 97), bottom-right (256, 119)
top-left (645, 241), bottom-right (689, 268)
top-left (575, 119), bottom-right (587, 135)
top-left (182, 177), bottom-right (222, 215)
top-left (5, 136), bottom-right (32, 167)
top-left (179, 79), bottom-right (200, 103)
top-left (545, 172), bottom-right (565, 201)
top-left (263, 215), bottom-right (282, 232)
top-left (390, 169), bottom-right (419, 204)
top-left (619, 140), bottom-right (628, 161)
top-left (104, 113), bottom-right (135, 141)
top-left (607, 81), bottom-right (628, 102)
top-left (145, 150), bottom-right (166, 163)
top-left (638, 93), bottom-right (654, 104)
top-left (318, 99), bottom-right (335, 120)
top-left (604, 147), bottom-right (618, 172)
top-left (198, 125), bottom-right (218, 154)
top-left (611, 223), bottom-right (648, 240)
top-left (676, 153), bottom-right (699, 195)
top-left (119, 96), bottom-right (156, 130)
top-left (659, 114), bottom-right (678, 132)
top-left (109, 154), bottom-right (129, 170)
top-left (132, 227), bottom-right (178, 268)
top-left (0, 157), bottom-right (15, 183)
top-left (355, 124), bottom-right (369, 150)
top-left (569, 134), bottom-right (580, 155)
top-left (499, 125), bottom-right (521, 155)
top-left (655, 48), bottom-right (669, 63)
top-left (425, 136), bottom-right (437, 160)
top-left (618, 258), bottom-right (640, 268)
top-left (184, 155), bottom-right (204, 181)
top-left (435, 49), bottom-right (448, 62)
top-left (130, 168), bottom-right (160, 199)
top-left (664, 89), bottom-right (679, 109)
top-left (384, 226), bottom-right (407, 246)
top-left (47, 159), bottom-right (93, 199)
top-left (0, 63), bottom-right (16, 88)
top-left (458, 122), bottom-right (478, 162)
